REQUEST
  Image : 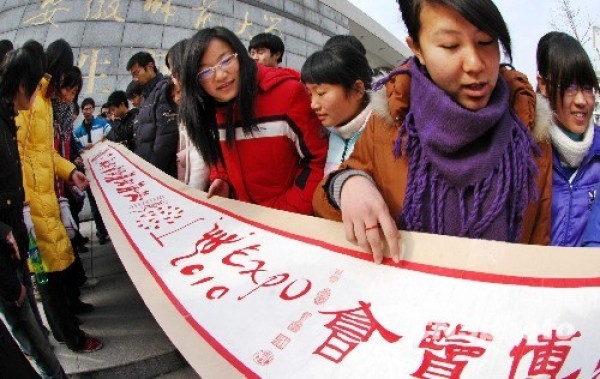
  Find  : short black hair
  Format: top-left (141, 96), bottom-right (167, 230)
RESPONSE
top-left (397, 0), bottom-right (512, 63)
top-left (0, 39), bottom-right (14, 66)
top-left (0, 40), bottom-right (45, 106)
top-left (301, 43), bottom-right (373, 103)
top-left (60, 65), bottom-right (82, 90)
top-left (81, 97), bottom-right (95, 109)
top-left (125, 80), bottom-right (143, 99)
top-left (126, 51), bottom-right (157, 73)
top-left (59, 66), bottom-right (82, 104)
top-left (324, 35), bottom-right (367, 56)
top-left (537, 31), bottom-right (599, 110)
top-left (107, 90), bottom-right (128, 108)
top-left (248, 33), bottom-right (285, 63)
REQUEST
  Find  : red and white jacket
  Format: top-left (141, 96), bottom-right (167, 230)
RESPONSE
top-left (211, 64), bottom-right (327, 215)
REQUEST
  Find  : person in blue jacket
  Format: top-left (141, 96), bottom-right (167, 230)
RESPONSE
top-left (582, 183), bottom-right (600, 247)
top-left (536, 31), bottom-right (600, 246)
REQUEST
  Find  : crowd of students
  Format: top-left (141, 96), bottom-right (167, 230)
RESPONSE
top-left (1, 0), bottom-right (599, 375)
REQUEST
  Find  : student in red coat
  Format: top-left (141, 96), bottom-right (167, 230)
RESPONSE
top-left (179, 27), bottom-right (327, 215)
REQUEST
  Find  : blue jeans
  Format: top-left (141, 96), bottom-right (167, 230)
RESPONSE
top-left (0, 266), bottom-right (66, 379)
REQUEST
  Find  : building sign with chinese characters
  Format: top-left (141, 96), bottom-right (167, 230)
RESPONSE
top-left (0, 0), bottom-right (352, 106)
top-left (85, 142), bottom-right (600, 379)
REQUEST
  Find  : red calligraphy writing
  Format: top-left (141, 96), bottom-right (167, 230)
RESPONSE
top-left (170, 222), bottom-right (243, 266)
top-left (314, 301), bottom-right (401, 363)
top-left (412, 322), bottom-right (493, 379)
top-left (508, 330), bottom-right (582, 379)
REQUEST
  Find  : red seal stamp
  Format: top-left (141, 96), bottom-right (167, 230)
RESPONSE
top-left (253, 350), bottom-right (274, 366)
top-left (314, 288), bottom-right (331, 305)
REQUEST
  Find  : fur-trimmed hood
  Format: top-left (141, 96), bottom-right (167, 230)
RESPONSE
top-left (532, 92), bottom-right (553, 143)
top-left (370, 74), bottom-right (397, 126)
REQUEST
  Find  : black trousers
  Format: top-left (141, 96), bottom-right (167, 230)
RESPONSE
top-left (38, 264), bottom-right (86, 351)
top-left (0, 318), bottom-right (40, 378)
top-left (86, 188), bottom-right (108, 237)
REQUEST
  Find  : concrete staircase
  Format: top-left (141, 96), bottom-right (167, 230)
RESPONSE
top-left (42, 221), bottom-right (200, 379)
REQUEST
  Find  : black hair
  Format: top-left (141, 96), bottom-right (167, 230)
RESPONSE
top-left (126, 51), bottom-right (158, 73)
top-left (73, 101), bottom-right (79, 116)
top-left (125, 80), bottom-right (143, 99)
top-left (100, 102), bottom-right (110, 118)
top-left (81, 97), bottom-right (95, 109)
top-left (107, 90), bottom-right (128, 108)
top-left (536, 31), bottom-right (599, 110)
top-left (59, 65), bottom-right (82, 104)
top-left (248, 33), bottom-right (285, 63)
top-left (372, 66), bottom-right (394, 77)
top-left (0, 40), bottom-right (45, 111)
top-left (24, 39), bottom-right (46, 71)
top-left (301, 43), bottom-right (373, 105)
top-left (0, 39), bottom-right (14, 69)
top-left (180, 26), bottom-right (257, 166)
top-left (60, 66), bottom-right (82, 90)
top-left (397, 0), bottom-right (512, 63)
top-left (166, 39), bottom-right (187, 80)
top-left (323, 35), bottom-right (367, 56)
top-left (45, 39), bottom-right (74, 93)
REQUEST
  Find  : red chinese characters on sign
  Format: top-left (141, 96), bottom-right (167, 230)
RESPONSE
top-left (136, 204), bottom-right (184, 230)
top-left (412, 322), bottom-right (493, 379)
top-left (314, 301), bottom-right (401, 363)
top-left (96, 152), bottom-right (149, 202)
top-left (508, 330), bottom-right (582, 379)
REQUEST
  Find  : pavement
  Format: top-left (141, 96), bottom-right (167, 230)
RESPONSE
top-left (38, 220), bottom-right (201, 379)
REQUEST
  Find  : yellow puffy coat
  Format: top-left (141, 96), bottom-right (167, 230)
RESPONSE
top-left (17, 76), bottom-right (76, 272)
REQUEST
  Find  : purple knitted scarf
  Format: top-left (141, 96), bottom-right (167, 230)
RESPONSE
top-left (389, 59), bottom-right (539, 242)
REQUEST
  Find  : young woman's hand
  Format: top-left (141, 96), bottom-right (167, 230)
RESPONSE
top-left (70, 170), bottom-right (89, 190)
top-left (207, 178), bottom-right (230, 199)
top-left (15, 284), bottom-right (27, 307)
top-left (340, 176), bottom-right (401, 264)
top-left (5, 231), bottom-right (20, 261)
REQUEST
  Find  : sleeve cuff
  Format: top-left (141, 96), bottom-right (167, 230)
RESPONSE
top-left (327, 169), bottom-right (376, 209)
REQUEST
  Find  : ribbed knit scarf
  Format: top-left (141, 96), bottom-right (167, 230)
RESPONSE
top-left (52, 98), bottom-right (74, 197)
top-left (393, 59), bottom-right (539, 242)
top-left (548, 117), bottom-right (594, 168)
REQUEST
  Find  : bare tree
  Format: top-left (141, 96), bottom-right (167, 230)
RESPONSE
top-left (550, 0), bottom-right (600, 66)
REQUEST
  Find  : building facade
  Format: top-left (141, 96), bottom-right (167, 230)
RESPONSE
top-left (0, 0), bottom-right (408, 105)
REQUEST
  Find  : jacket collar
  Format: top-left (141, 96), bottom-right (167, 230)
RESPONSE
top-left (142, 72), bottom-right (163, 97)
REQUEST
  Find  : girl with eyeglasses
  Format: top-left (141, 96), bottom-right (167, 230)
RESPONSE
top-left (179, 27), bottom-right (327, 214)
top-left (313, 0), bottom-right (553, 263)
top-left (536, 31), bottom-right (600, 247)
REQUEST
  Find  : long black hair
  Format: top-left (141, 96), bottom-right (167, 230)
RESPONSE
top-left (301, 43), bottom-right (373, 106)
top-left (0, 40), bottom-right (45, 113)
top-left (398, 0), bottom-right (512, 63)
top-left (45, 39), bottom-right (74, 94)
top-left (180, 26), bottom-right (257, 166)
top-left (536, 31), bottom-right (599, 110)
top-left (166, 39), bottom-right (187, 81)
